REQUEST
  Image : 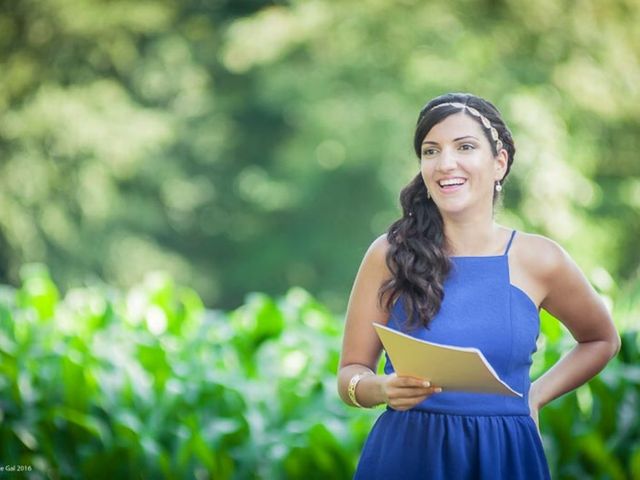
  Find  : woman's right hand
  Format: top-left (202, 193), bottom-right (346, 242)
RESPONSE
top-left (379, 373), bottom-right (442, 411)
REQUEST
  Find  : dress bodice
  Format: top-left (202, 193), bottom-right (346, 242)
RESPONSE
top-left (383, 233), bottom-right (541, 415)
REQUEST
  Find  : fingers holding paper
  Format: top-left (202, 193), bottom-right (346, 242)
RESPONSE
top-left (381, 373), bottom-right (442, 411)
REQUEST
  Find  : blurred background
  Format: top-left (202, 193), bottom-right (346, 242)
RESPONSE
top-left (0, 0), bottom-right (639, 478)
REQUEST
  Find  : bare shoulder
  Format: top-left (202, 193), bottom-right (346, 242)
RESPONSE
top-left (512, 230), bottom-right (617, 349)
top-left (369, 232), bottom-right (391, 253)
top-left (361, 233), bottom-right (393, 275)
top-left (339, 233), bottom-right (394, 369)
top-left (507, 231), bottom-right (575, 307)
top-left (511, 231), bottom-right (569, 280)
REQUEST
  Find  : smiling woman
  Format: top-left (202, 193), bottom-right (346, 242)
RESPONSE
top-left (337, 93), bottom-right (621, 479)
top-left (420, 114), bottom-right (506, 216)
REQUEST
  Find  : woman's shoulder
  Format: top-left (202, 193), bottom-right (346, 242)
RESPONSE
top-left (369, 233), bottom-right (391, 253)
top-left (511, 230), bottom-right (570, 279)
top-left (346, 234), bottom-right (395, 297)
top-left (362, 233), bottom-right (392, 270)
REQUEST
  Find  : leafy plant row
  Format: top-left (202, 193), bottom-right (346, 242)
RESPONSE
top-left (0, 264), bottom-right (638, 479)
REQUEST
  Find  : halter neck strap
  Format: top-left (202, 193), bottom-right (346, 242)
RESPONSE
top-left (503, 230), bottom-right (517, 255)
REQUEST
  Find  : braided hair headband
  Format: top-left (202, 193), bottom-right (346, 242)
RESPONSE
top-left (428, 102), bottom-right (503, 153)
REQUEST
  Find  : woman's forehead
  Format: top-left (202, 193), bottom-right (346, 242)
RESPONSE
top-left (423, 112), bottom-right (485, 143)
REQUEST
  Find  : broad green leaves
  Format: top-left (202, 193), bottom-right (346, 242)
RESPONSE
top-left (1, 266), bottom-right (639, 478)
top-left (0, 268), bottom-right (377, 478)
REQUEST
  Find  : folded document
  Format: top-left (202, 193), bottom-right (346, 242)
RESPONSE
top-left (373, 323), bottom-right (522, 397)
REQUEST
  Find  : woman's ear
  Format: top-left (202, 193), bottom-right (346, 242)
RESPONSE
top-left (494, 148), bottom-right (508, 181)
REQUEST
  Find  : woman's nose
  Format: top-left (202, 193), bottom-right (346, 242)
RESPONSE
top-left (436, 147), bottom-right (457, 171)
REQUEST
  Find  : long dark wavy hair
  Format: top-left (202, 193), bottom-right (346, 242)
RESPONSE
top-left (378, 93), bottom-right (516, 329)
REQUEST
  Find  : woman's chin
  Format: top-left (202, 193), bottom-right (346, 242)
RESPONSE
top-left (433, 197), bottom-right (470, 215)
top-left (436, 198), bottom-right (477, 216)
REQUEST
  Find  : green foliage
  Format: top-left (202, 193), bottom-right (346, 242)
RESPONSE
top-left (534, 309), bottom-right (640, 479)
top-left (0, 0), bottom-right (639, 313)
top-left (1, 266), bottom-right (639, 479)
top-left (0, 266), bottom-right (377, 479)
top-left (1, 1), bottom-right (638, 477)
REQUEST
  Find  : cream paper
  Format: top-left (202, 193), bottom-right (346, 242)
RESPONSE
top-left (374, 323), bottom-right (522, 397)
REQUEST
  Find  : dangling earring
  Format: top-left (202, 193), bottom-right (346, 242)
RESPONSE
top-left (426, 188), bottom-right (431, 199)
top-left (495, 181), bottom-right (502, 192)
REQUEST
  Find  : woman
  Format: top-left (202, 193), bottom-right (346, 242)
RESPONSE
top-left (337, 92), bottom-right (620, 479)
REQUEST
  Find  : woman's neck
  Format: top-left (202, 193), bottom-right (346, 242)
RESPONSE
top-left (443, 219), bottom-right (506, 257)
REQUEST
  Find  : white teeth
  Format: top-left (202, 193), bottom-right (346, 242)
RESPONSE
top-left (438, 178), bottom-right (466, 187)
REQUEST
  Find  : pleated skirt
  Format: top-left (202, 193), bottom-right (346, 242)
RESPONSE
top-left (354, 409), bottom-right (551, 480)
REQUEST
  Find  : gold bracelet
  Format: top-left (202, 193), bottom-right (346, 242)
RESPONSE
top-left (348, 371), bottom-right (374, 408)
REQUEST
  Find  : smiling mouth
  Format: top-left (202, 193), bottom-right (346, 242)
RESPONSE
top-left (437, 178), bottom-right (467, 191)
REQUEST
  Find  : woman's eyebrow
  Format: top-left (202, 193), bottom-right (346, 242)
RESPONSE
top-left (422, 135), bottom-right (479, 145)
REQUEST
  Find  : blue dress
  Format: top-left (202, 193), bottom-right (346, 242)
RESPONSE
top-left (354, 231), bottom-right (551, 479)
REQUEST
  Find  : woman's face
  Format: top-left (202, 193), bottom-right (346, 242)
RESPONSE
top-left (419, 112), bottom-right (507, 217)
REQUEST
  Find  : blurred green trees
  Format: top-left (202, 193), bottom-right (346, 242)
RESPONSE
top-left (1, 1), bottom-right (639, 476)
top-left (0, 0), bottom-right (639, 312)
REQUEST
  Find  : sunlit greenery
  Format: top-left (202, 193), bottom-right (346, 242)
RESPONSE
top-left (1, 0), bottom-right (639, 312)
top-left (0, 266), bottom-right (639, 479)
top-left (0, 266), bottom-right (378, 478)
top-left (1, 0), bottom-right (639, 478)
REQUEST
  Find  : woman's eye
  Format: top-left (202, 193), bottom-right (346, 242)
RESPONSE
top-left (460, 144), bottom-right (475, 150)
top-left (422, 148), bottom-right (437, 156)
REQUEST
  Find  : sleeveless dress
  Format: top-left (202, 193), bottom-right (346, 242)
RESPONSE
top-left (354, 231), bottom-right (551, 479)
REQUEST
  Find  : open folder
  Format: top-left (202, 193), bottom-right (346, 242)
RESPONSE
top-left (373, 323), bottom-right (522, 397)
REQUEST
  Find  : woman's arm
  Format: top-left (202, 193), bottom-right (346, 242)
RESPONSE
top-left (529, 238), bottom-right (621, 413)
top-left (337, 234), bottom-right (441, 410)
